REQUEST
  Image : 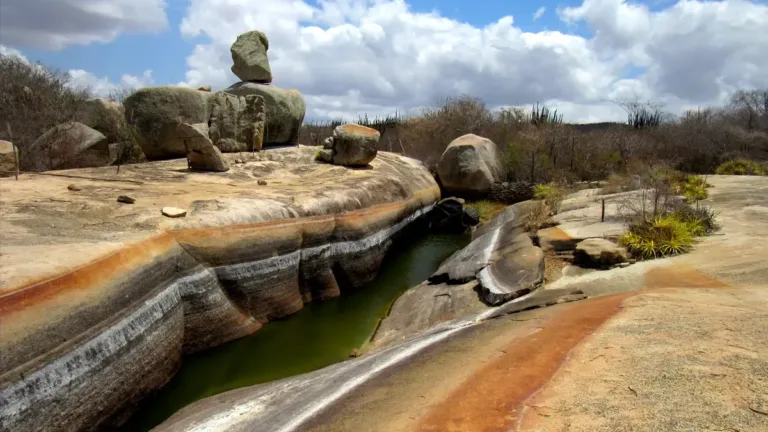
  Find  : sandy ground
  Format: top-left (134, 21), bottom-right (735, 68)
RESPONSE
top-left (304, 175), bottom-right (768, 432)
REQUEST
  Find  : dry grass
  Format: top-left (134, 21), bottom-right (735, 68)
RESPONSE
top-left (466, 200), bottom-right (508, 224)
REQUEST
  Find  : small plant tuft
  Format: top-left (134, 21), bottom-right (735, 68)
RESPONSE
top-left (533, 182), bottom-right (567, 214)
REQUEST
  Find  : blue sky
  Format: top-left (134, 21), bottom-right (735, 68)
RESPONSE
top-left (2, 0), bottom-right (767, 122)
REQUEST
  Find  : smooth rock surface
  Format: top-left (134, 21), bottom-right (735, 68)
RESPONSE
top-left (0, 146), bottom-right (439, 432)
top-left (573, 238), bottom-right (629, 268)
top-left (224, 82), bottom-right (305, 146)
top-left (208, 92), bottom-right (266, 153)
top-left (230, 30), bottom-right (272, 83)
top-left (23, 122), bottom-right (111, 171)
top-left (177, 123), bottom-right (229, 172)
top-left (437, 134), bottom-right (501, 198)
top-left (162, 207), bottom-right (187, 218)
top-left (0, 140), bottom-right (19, 177)
top-left (477, 237), bottom-right (544, 305)
top-left (124, 86), bottom-right (213, 160)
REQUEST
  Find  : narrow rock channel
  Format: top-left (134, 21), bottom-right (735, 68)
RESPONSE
top-left (121, 230), bottom-right (469, 431)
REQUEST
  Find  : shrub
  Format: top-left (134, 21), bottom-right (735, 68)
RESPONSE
top-left (679, 175), bottom-right (709, 204)
top-left (533, 182), bottom-right (567, 214)
top-left (524, 201), bottom-right (556, 232)
top-left (620, 214), bottom-right (695, 259)
top-left (715, 159), bottom-right (767, 176)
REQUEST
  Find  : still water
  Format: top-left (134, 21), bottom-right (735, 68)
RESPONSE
top-left (123, 230), bottom-right (469, 431)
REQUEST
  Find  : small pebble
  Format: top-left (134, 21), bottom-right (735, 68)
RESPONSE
top-left (117, 195), bottom-right (135, 204)
top-left (67, 184), bottom-right (81, 191)
top-left (257, 180), bottom-right (268, 186)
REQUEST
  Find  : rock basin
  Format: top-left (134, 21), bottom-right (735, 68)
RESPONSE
top-left (0, 146), bottom-right (439, 431)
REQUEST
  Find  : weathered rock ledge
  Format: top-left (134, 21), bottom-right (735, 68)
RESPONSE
top-left (0, 146), bottom-right (439, 431)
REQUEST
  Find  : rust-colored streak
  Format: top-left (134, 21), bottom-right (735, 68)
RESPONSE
top-left (644, 265), bottom-right (730, 289)
top-left (416, 293), bottom-right (635, 432)
top-left (0, 233), bottom-right (177, 315)
top-left (340, 123), bottom-right (379, 136)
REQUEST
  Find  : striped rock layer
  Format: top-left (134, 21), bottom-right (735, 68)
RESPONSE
top-left (0, 149), bottom-right (439, 431)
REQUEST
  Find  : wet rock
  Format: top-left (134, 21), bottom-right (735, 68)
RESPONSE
top-left (574, 238), bottom-right (629, 269)
top-left (428, 197), bottom-right (479, 233)
top-left (117, 195), bottom-right (135, 204)
top-left (161, 207), bottom-right (187, 218)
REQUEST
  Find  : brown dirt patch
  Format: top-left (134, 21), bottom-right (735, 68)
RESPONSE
top-left (415, 293), bottom-right (635, 432)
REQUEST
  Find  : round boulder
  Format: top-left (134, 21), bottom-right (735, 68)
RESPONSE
top-left (23, 122), bottom-right (111, 172)
top-left (123, 86), bottom-right (213, 160)
top-left (77, 98), bottom-right (126, 142)
top-left (437, 134), bottom-right (501, 198)
top-left (224, 82), bottom-right (305, 146)
top-left (230, 30), bottom-right (272, 83)
top-left (331, 123), bottom-right (379, 166)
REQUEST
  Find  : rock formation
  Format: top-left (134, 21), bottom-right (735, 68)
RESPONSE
top-left (177, 123), bottom-right (229, 172)
top-left (224, 82), bottom-right (305, 146)
top-left (573, 238), bottom-right (629, 268)
top-left (0, 140), bottom-right (19, 177)
top-left (437, 134), bottom-right (502, 198)
top-left (77, 98), bottom-right (126, 141)
top-left (427, 197), bottom-right (480, 233)
top-left (0, 147), bottom-right (439, 432)
top-left (124, 86), bottom-right (213, 160)
top-left (230, 30), bottom-right (272, 83)
top-left (208, 92), bottom-right (266, 153)
top-left (22, 122), bottom-right (112, 172)
top-left (318, 123), bottom-right (380, 166)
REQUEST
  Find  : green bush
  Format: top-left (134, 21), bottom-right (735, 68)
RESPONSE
top-left (466, 200), bottom-right (507, 224)
top-left (679, 175), bottom-right (709, 204)
top-left (619, 205), bottom-right (719, 260)
top-left (533, 182), bottom-right (566, 214)
top-left (715, 159), bottom-right (767, 176)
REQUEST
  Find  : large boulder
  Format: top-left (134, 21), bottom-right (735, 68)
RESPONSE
top-left (320, 123), bottom-right (379, 166)
top-left (230, 30), bottom-right (272, 83)
top-left (208, 92), bottom-right (266, 153)
top-left (427, 197), bottom-right (480, 233)
top-left (177, 123), bottom-right (229, 172)
top-left (123, 86), bottom-right (213, 160)
top-left (437, 134), bottom-right (502, 198)
top-left (23, 122), bottom-right (111, 172)
top-left (0, 140), bottom-right (19, 177)
top-left (224, 82), bottom-right (305, 146)
top-left (77, 98), bottom-right (126, 142)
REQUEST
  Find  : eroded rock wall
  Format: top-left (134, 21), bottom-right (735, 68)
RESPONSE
top-left (0, 193), bottom-right (436, 431)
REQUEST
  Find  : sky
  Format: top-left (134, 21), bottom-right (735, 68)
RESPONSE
top-left (1, 0), bottom-right (767, 123)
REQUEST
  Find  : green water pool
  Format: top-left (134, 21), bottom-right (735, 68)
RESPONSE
top-left (122, 229), bottom-right (469, 431)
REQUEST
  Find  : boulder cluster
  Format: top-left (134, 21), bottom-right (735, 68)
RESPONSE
top-left (7, 29), bottom-right (306, 175)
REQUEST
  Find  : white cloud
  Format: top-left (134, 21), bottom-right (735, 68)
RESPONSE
top-left (533, 7), bottom-right (546, 21)
top-left (174, 0), bottom-right (767, 123)
top-left (67, 69), bottom-right (154, 97)
top-left (0, 45), bottom-right (30, 63)
top-left (0, 0), bottom-right (168, 50)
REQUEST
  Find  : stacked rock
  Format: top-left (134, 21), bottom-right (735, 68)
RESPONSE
top-left (317, 123), bottom-right (380, 166)
top-left (122, 29), bottom-right (306, 162)
top-left (224, 30), bottom-right (306, 148)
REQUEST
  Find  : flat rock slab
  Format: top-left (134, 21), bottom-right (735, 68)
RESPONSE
top-left (538, 221), bottom-right (627, 252)
top-left (0, 146), bottom-right (438, 292)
